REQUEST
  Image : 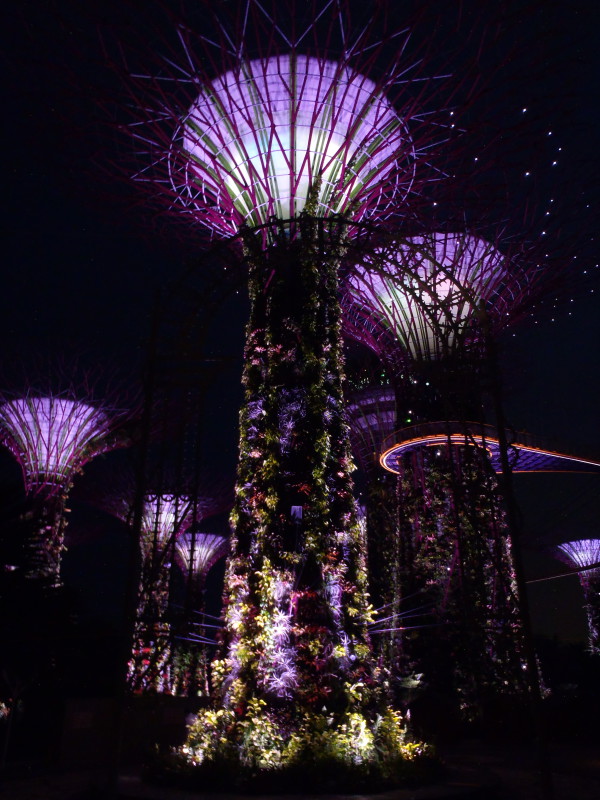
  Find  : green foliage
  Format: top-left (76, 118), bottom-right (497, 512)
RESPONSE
top-left (169, 703), bottom-right (436, 793)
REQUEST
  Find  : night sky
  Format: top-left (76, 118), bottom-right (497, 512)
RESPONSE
top-left (1, 0), bottom-right (599, 652)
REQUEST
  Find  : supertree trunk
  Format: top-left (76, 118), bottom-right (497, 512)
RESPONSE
top-left (392, 436), bottom-right (528, 716)
top-left (171, 577), bottom-right (211, 698)
top-left (581, 572), bottom-right (600, 656)
top-left (22, 487), bottom-right (70, 587)
top-left (128, 537), bottom-right (174, 694)
top-left (216, 216), bottom-right (374, 715)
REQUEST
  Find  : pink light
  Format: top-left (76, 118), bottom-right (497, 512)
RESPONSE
top-left (176, 55), bottom-right (412, 231)
top-left (0, 397), bottom-right (114, 492)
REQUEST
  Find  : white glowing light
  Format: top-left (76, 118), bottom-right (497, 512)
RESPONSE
top-left (347, 232), bottom-right (505, 360)
top-left (141, 494), bottom-right (194, 553)
top-left (176, 532), bottom-right (229, 578)
top-left (178, 55), bottom-right (412, 229)
top-left (557, 540), bottom-right (600, 570)
top-left (0, 396), bottom-right (113, 491)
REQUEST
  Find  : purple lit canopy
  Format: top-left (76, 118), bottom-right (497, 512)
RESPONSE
top-left (175, 532), bottom-right (229, 581)
top-left (0, 396), bottom-right (118, 493)
top-left (140, 494), bottom-right (195, 555)
top-left (556, 539), bottom-right (600, 571)
top-left (177, 55), bottom-right (412, 232)
top-left (343, 232), bottom-right (511, 361)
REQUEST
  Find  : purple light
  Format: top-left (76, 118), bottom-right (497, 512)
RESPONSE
top-left (379, 422), bottom-right (600, 475)
top-left (177, 55), bottom-right (412, 231)
top-left (0, 396), bottom-right (116, 493)
top-left (175, 532), bottom-right (229, 578)
top-left (556, 539), bottom-right (600, 570)
top-left (344, 233), bottom-right (506, 360)
top-left (555, 540), bottom-right (600, 654)
top-left (141, 494), bottom-right (195, 555)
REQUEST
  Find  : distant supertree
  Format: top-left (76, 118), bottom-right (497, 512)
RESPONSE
top-left (113, 0), bottom-right (479, 771)
top-left (555, 540), bottom-right (600, 655)
top-left (172, 531), bottom-right (230, 696)
top-left (341, 230), bottom-right (537, 713)
top-left (0, 395), bottom-right (127, 586)
top-left (127, 493), bottom-right (195, 693)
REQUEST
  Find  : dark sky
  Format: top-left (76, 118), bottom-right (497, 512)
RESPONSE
top-left (1, 0), bottom-right (599, 644)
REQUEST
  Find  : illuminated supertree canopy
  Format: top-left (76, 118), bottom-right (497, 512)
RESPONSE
top-left (0, 394), bottom-right (127, 585)
top-left (0, 396), bottom-right (120, 494)
top-left (140, 493), bottom-right (195, 556)
top-left (120, 0), bottom-right (466, 243)
top-left (341, 230), bottom-right (545, 372)
top-left (175, 531), bottom-right (229, 582)
top-left (556, 540), bottom-right (600, 572)
top-left (177, 54), bottom-right (413, 233)
top-left (555, 539), bottom-right (600, 655)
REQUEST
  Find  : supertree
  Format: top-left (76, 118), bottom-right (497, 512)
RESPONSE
top-left (172, 531), bottom-right (230, 696)
top-left (555, 540), bottom-right (600, 655)
top-left (109, 491), bottom-right (195, 693)
top-left (340, 229), bottom-right (545, 714)
top-left (110, 0), bottom-right (478, 776)
top-left (0, 394), bottom-right (128, 587)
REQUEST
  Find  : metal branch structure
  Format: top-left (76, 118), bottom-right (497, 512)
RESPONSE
top-left (112, 0), bottom-right (477, 774)
top-left (175, 532), bottom-right (229, 587)
top-left (341, 230), bottom-right (537, 715)
top-left (555, 540), bottom-right (600, 655)
top-left (0, 395), bottom-right (126, 586)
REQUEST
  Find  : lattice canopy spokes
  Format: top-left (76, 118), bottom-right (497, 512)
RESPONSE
top-left (344, 232), bottom-right (507, 361)
top-left (141, 494), bottom-right (195, 555)
top-left (556, 539), bottom-right (600, 570)
top-left (176, 532), bottom-right (229, 579)
top-left (0, 397), bottom-right (113, 491)
top-left (175, 54), bottom-right (413, 230)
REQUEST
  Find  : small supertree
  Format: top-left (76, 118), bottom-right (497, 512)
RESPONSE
top-left (112, 0), bottom-right (477, 777)
top-left (128, 493), bottom-right (196, 694)
top-left (0, 395), bottom-right (127, 587)
top-left (555, 540), bottom-right (600, 655)
top-left (172, 531), bottom-right (230, 696)
top-left (102, 476), bottom-right (231, 695)
top-left (341, 230), bottom-right (534, 714)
